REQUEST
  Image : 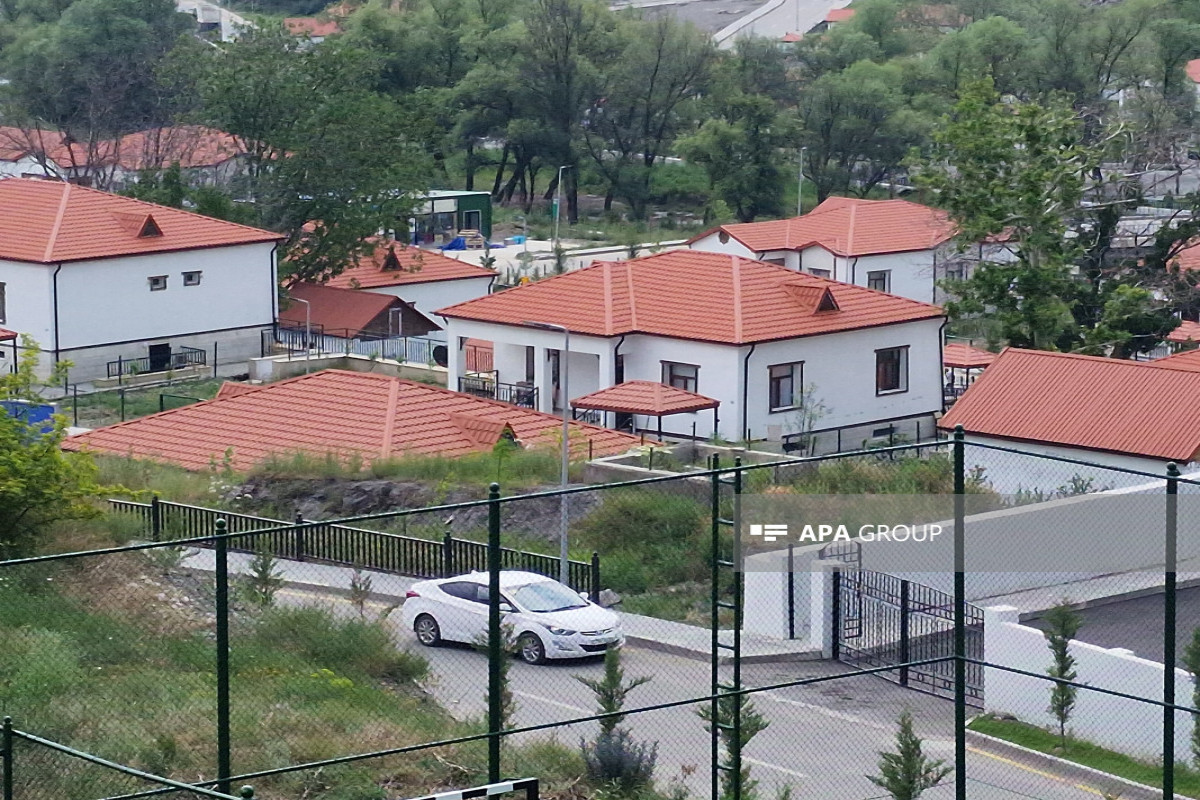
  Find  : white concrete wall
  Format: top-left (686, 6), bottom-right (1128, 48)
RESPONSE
top-left (746, 317), bottom-right (944, 443)
top-left (687, 232), bottom-right (758, 259)
top-left (960, 435), bottom-right (1186, 495)
top-left (984, 605), bottom-right (1194, 761)
top-left (0, 258), bottom-right (54, 346)
top-left (714, 0), bottom-right (850, 46)
top-left (797, 246), bottom-right (837, 277)
top-left (54, 242), bottom-right (276, 350)
top-left (60, 325), bottom-right (267, 381)
top-left (856, 251), bottom-right (937, 304)
top-left (371, 275), bottom-right (494, 320)
top-left (0, 156), bottom-right (61, 180)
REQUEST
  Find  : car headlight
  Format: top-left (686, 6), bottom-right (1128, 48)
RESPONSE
top-left (547, 627), bottom-right (577, 636)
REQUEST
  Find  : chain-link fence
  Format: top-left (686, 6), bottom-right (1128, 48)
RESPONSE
top-left (3, 434), bottom-right (1199, 800)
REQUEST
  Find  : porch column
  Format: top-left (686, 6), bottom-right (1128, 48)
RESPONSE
top-left (532, 345), bottom-right (552, 414)
top-left (597, 346), bottom-right (615, 391)
top-left (446, 333), bottom-right (462, 391)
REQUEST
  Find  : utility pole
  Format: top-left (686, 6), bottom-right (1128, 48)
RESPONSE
top-left (798, 147), bottom-right (807, 216)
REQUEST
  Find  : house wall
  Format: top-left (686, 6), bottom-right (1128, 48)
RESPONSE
top-left (687, 232), bottom-right (758, 260)
top-left (0, 156), bottom-right (61, 180)
top-left (54, 242), bottom-right (276, 351)
top-left (367, 275), bottom-right (494, 320)
top-left (59, 326), bottom-right (267, 381)
top-left (0, 258), bottom-right (55, 348)
top-left (983, 606), bottom-right (1193, 761)
top-left (746, 317), bottom-right (944, 444)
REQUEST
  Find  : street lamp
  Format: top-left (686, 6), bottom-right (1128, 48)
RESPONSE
top-left (523, 319), bottom-right (571, 585)
top-left (797, 146), bottom-right (807, 216)
top-left (553, 164), bottom-right (573, 256)
top-left (292, 296), bottom-right (312, 373)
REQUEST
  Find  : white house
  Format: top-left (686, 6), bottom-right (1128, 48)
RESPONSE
top-left (938, 347), bottom-right (1200, 494)
top-left (437, 250), bottom-right (946, 451)
top-left (0, 178), bottom-right (282, 382)
top-left (322, 240), bottom-right (497, 331)
top-left (688, 197), bottom-right (1011, 304)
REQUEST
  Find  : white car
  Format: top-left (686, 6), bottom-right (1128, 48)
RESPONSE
top-left (400, 570), bottom-right (625, 664)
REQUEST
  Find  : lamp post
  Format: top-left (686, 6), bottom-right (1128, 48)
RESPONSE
top-left (553, 164), bottom-right (573, 255)
top-left (523, 320), bottom-right (571, 585)
top-left (292, 297), bottom-right (312, 373)
top-left (797, 146), bottom-right (807, 216)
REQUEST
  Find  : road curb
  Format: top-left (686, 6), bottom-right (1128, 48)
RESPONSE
top-left (966, 729), bottom-right (1190, 800)
top-left (624, 634), bottom-right (824, 664)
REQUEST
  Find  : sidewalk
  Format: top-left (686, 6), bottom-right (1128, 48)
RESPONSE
top-left (180, 548), bottom-right (821, 663)
top-left (977, 563), bottom-right (1200, 618)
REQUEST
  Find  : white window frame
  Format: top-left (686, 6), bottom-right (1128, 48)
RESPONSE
top-left (662, 361), bottom-right (699, 393)
top-left (182, 271), bottom-right (203, 286)
top-left (768, 361), bottom-right (802, 412)
top-left (866, 270), bottom-right (891, 292)
top-left (875, 346), bottom-right (909, 395)
top-left (148, 275), bottom-right (168, 292)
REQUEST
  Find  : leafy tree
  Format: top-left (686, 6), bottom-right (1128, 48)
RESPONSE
top-left (577, 647), bottom-right (657, 791)
top-left (678, 95), bottom-right (787, 222)
top-left (1184, 626), bottom-right (1200, 768)
top-left (0, 337), bottom-right (102, 559)
top-left (868, 710), bottom-right (951, 800)
top-left (191, 26), bottom-right (430, 283)
top-left (1042, 601), bottom-right (1082, 748)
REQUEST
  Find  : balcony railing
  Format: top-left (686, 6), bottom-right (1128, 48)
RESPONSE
top-left (106, 346), bottom-right (207, 379)
top-left (458, 376), bottom-right (538, 408)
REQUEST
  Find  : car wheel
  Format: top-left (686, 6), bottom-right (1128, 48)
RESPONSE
top-left (517, 632), bottom-right (547, 665)
top-left (414, 614), bottom-right (442, 647)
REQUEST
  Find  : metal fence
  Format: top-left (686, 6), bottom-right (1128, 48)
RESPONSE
top-left (3, 436), bottom-right (1200, 800)
top-left (106, 346), bottom-right (206, 379)
top-left (270, 324), bottom-right (445, 366)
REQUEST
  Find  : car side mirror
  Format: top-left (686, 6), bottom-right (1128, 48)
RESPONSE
top-left (499, 602), bottom-right (514, 613)
top-left (578, 591), bottom-right (590, 602)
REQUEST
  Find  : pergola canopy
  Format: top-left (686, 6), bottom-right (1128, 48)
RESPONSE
top-left (943, 343), bottom-right (996, 370)
top-left (571, 380), bottom-right (720, 417)
top-left (0, 328), bottom-right (17, 342)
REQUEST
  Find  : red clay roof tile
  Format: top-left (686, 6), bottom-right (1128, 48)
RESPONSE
top-left (322, 240), bottom-right (497, 290)
top-left (571, 381), bottom-right (720, 416)
top-left (938, 348), bottom-right (1200, 461)
top-left (63, 369), bottom-right (642, 471)
top-left (438, 250), bottom-right (943, 344)
top-left (1167, 320), bottom-right (1200, 344)
top-left (0, 178), bottom-right (281, 264)
top-left (942, 343), bottom-right (996, 369)
top-left (707, 197), bottom-right (955, 257)
top-left (279, 283), bottom-right (418, 338)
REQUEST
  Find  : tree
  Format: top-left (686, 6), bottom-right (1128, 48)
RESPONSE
top-left (678, 95), bottom-right (787, 222)
top-left (868, 710), bottom-right (952, 800)
top-left (577, 645), bottom-right (652, 735)
top-left (1184, 626), bottom-right (1200, 768)
top-left (577, 648), bottom-right (657, 791)
top-left (1042, 601), bottom-right (1082, 748)
top-left (191, 27), bottom-right (430, 283)
top-left (0, 336), bottom-right (103, 559)
top-left (243, 547), bottom-right (284, 607)
top-left (699, 692), bottom-right (769, 800)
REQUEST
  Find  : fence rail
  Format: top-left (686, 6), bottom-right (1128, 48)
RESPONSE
top-left (457, 376), bottom-right (538, 408)
top-left (106, 346), bottom-right (206, 379)
top-left (109, 498), bottom-right (599, 598)
top-left (272, 324), bottom-right (445, 366)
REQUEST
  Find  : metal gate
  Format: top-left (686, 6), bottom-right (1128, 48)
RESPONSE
top-left (832, 569), bottom-right (984, 706)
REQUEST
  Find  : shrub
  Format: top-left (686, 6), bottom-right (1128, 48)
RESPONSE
top-left (252, 606), bottom-right (427, 684)
top-left (582, 728), bottom-right (659, 794)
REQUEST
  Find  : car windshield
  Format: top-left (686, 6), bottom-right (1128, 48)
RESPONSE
top-left (513, 581), bottom-right (587, 613)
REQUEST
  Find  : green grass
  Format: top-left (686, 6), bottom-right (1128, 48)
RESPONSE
top-left (969, 715), bottom-right (1200, 798)
top-left (0, 556), bottom-right (592, 798)
top-left (70, 378), bottom-right (226, 429)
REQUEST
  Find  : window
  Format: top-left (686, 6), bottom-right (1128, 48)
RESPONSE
top-left (663, 361), bottom-right (698, 393)
top-left (866, 270), bottom-right (891, 292)
top-left (876, 346), bottom-right (909, 394)
top-left (764, 257), bottom-right (786, 267)
top-left (810, 268), bottom-right (832, 279)
top-left (439, 582), bottom-right (477, 601)
top-left (768, 362), bottom-right (802, 412)
top-left (148, 275), bottom-right (167, 292)
top-left (0, 282), bottom-right (5, 323)
top-left (463, 209), bottom-right (481, 231)
top-left (182, 271), bottom-right (202, 286)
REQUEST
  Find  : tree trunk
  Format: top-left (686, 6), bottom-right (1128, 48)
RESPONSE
top-left (567, 168), bottom-right (579, 224)
top-left (604, 187), bottom-right (614, 211)
top-left (465, 141), bottom-right (475, 191)
top-left (491, 143), bottom-right (510, 199)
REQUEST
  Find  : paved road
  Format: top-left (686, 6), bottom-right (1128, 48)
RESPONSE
top-left (280, 586), bottom-right (1114, 800)
top-left (1027, 586), bottom-right (1200, 668)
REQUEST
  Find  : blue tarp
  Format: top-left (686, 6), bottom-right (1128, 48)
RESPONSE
top-left (1, 400), bottom-right (57, 434)
top-left (438, 238), bottom-right (506, 251)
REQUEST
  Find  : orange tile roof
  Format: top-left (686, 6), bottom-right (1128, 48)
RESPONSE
top-left (279, 282), bottom-right (416, 337)
top-left (700, 197), bottom-right (956, 257)
top-left (1150, 348), bottom-right (1200, 371)
top-left (63, 369), bottom-right (643, 471)
top-left (113, 126), bottom-right (244, 171)
top-left (0, 126), bottom-right (91, 169)
top-left (0, 328), bottom-right (17, 342)
top-left (942, 343), bottom-right (996, 369)
top-left (1171, 239), bottom-right (1200, 271)
top-left (1188, 58), bottom-right (1200, 84)
top-left (438, 251), bottom-right (943, 345)
top-left (322, 240), bottom-right (497, 290)
top-left (0, 178), bottom-right (282, 264)
top-left (571, 381), bottom-right (720, 416)
top-left (825, 7), bottom-right (856, 21)
top-left (1167, 320), bottom-right (1200, 344)
top-left (938, 348), bottom-right (1200, 461)
top-left (215, 381), bottom-right (259, 400)
top-left (284, 16), bottom-right (342, 36)
top-left (780, 31), bottom-right (804, 42)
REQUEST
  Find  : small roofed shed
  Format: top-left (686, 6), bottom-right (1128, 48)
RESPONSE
top-left (571, 380), bottom-right (720, 440)
top-left (942, 342), bottom-right (996, 400)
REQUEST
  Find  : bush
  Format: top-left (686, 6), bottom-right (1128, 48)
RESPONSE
top-left (582, 728), bottom-right (659, 793)
top-left (251, 606), bottom-right (428, 684)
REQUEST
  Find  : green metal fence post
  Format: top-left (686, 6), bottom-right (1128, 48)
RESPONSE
top-left (3, 716), bottom-right (13, 800)
top-left (589, 552), bottom-right (600, 604)
top-left (150, 496), bottom-right (162, 543)
top-left (731, 457), bottom-right (743, 800)
top-left (293, 513), bottom-right (306, 562)
top-left (214, 518), bottom-right (232, 795)
top-left (952, 424), bottom-right (966, 800)
top-left (443, 531), bottom-right (455, 578)
top-left (709, 454), bottom-right (721, 800)
top-left (1165, 462), bottom-right (1179, 800)
top-left (486, 483), bottom-right (502, 784)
